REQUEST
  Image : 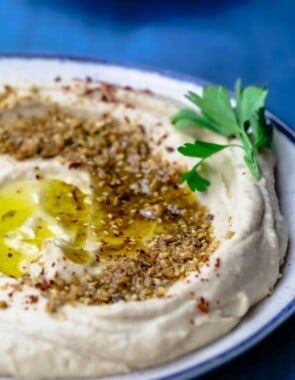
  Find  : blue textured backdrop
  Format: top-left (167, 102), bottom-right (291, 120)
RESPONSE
top-left (0, 0), bottom-right (294, 379)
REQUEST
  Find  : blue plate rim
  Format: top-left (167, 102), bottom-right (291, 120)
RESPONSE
top-left (0, 52), bottom-right (294, 380)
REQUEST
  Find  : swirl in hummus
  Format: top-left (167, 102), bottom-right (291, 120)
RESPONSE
top-left (0, 81), bottom-right (288, 378)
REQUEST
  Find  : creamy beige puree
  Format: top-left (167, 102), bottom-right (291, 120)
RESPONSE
top-left (0, 81), bottom-right (287, 378)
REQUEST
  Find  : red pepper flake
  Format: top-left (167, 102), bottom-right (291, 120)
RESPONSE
top-left (189, 318), bottom-right (195, 325)
top-left (143, 88), bottom-right (153, 95)
top-left (125, 103), bottom-right (135, 109)
top-left (215, 258), bottom-right (221, 269)
top-left (27, 295), bottom-right (39, 304)
top-left (36, 279), bottom-right (52, 291)
top-left (84, 86), bottom-right (100, 96)
top-left (206, 213), bottom-right (214, 221)
top-left (197, 297), bottom-right (210, 313)
top-left (100, 83), bottom-right (116, 102)
top-left (72, 188), bottom-right (80, 204)
top-left (124, 85), bottom-right (132, 91)
top-left (165, 146), bottom-right (175, 153)
top-left (69, 162), bottom-right (82, 169)
top-left (138, 124), bottom-right (145, 134)
top-left (124, 236), bottom-right (131, 244)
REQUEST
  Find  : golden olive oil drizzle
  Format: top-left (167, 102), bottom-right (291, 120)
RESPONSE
top-left (0, 179), bottom-right (166, 277)
top-left (0, 179), bottom-right (91, 277)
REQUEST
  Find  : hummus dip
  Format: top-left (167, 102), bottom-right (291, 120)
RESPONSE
top-left (0, 81), bottom-right (288, 378)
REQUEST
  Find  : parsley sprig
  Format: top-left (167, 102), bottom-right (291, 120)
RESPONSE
top-left (171, 79), bottom-right (273, 192)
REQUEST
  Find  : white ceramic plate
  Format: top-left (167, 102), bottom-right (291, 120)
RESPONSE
top-left (0, 56), bottom-right (294, 380)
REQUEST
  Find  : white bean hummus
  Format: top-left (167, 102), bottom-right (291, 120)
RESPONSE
top-left (0, 81), bottom-right (287, 378)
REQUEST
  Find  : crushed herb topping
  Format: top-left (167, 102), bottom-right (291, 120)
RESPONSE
top-left (0, 84), bottom-right (218, 311)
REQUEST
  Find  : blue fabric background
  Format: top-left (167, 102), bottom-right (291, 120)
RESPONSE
top-left (0, 0), bottom-right (294, 379)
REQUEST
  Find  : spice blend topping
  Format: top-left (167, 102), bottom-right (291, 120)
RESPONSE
top-left (0, 84), bottom-right (218, 311)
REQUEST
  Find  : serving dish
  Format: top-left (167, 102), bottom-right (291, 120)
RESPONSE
top-left (0, 55), bottom-right (294, 379)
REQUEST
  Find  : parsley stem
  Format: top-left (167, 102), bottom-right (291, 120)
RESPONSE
top-left (192, 160), bottom-right (203, 171)
top-left (239, 128), bottom-right (261, 180)
top-left (239, 128), bottom-right (253, 153)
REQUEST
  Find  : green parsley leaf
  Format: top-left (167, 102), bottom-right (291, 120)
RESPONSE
top-left (178, 140), bottom-right (229, 158)
top-left (181, 168), bottom-right (210, 192)
top-left (173, 79), bottom-right (272, 192)
top-left (238, 86), bottom-right (268, 125)
top-left (186, 86), bottom-right (240, 136)
top-left (250, 108), bottom-right (273, 149)
top-left (171, 108), bottom-right (221, 132)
